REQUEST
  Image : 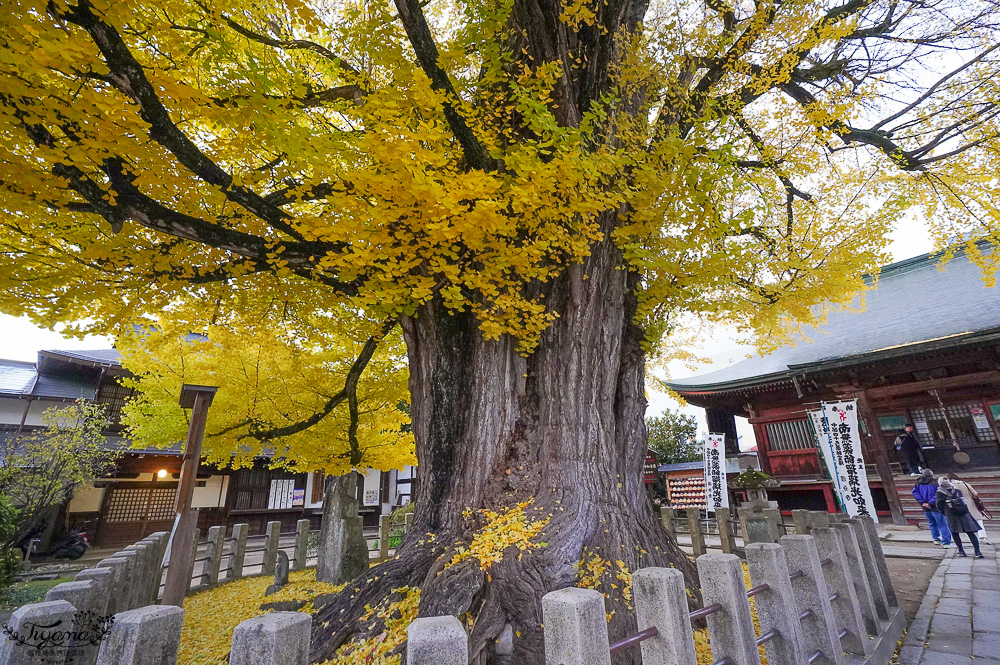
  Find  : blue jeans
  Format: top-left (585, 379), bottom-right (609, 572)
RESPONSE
top-left (924, 510), bottom-right (952, 544)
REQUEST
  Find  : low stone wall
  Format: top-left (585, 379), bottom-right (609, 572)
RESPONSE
top-left (0, 512), bottom-right (900, 665)
top-left (409, 513), bottom-right (904, 665)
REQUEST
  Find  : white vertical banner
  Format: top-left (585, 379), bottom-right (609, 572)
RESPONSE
top-left (704, 433), bottom-right (729, 513)
top-left (818, 400), bottom-right (877, 518)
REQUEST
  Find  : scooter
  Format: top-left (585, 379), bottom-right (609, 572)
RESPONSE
top-left (18, 528), bottom-right (91, 561)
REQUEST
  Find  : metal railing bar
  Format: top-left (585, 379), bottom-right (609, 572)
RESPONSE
top-left (689, 603), bottom-right (724, 621)
top-left (820, 558), bottom-right (832, 567)
top-left (798, 609), bottom-right (814, 621)
top-left (829, 593), bottom-right (839, 603)
top-left (756, 629), bottom-right (780, 646)
top-left (608, 626), bottom-right (659, 654)
top-left (808, 650), bottom-right (823, 663)
top-left (747, 583), bottom-right (771, 598)
top-left (838, 629), bottom-right (849, 639)
top-left (710, 657), bottom-right (734, 665)
top-left (789, 571), bottom-right (805, 581)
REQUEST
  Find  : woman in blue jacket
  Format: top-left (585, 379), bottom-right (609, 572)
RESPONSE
top-left (912, 469), bottom-right (952, 547)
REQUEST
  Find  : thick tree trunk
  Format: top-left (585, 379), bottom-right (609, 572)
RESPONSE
top-left (309, 217), bottom-right (699, 664)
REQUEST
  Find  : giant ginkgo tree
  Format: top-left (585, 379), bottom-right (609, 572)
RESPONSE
top-left (2, 0), bottom-right (999, 661)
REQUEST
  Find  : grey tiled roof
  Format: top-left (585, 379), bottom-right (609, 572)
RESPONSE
top-left (31, 372), bottom-right (99, 400)
top-left (0, 360), bottom-right (37, 395)
top-left (667, 242), bottom-right (1000, 392)
top-left (658, 460), bottom-right (704, 472)
top-left (40, 349), bottom-right (121, 365)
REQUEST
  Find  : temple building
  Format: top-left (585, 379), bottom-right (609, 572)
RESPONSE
top-left (665, 241), bottom-right (1000, 525)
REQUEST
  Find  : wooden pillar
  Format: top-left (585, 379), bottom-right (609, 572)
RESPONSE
top-left (856, 389), bottom-right (906, 525)
top-left (706, 407), bottom-right (741, 456)
top-left (162, 384), bottom-right (218, 607)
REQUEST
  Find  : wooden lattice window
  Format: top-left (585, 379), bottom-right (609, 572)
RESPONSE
top-left (105, 487), bottom-right (176, 523)
top-left (95, 379), bottom-right (135, 427)
top-left (764, 419), bottom-right (816, 451)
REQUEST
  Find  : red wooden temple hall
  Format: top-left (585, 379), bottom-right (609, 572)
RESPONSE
top-left (665, 241), bottom-right (1000, 525)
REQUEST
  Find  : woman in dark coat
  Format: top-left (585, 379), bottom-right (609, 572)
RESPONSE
top-left (937, 478), bottom-right (984, 558)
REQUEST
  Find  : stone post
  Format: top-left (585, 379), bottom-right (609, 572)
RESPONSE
top-left (831, 522), bottom-right (879, 636)
top-left (744, 516), bottom-right (774, 544)
top-left (762, 508), bottom-right (782, 540)
top-left (316, 474), bottom-right (368, 584)
top-left (791, 509), bottom-right (811, 535)
top-left (124, 541), bottom-right (156, 610)
top-left (852, 515), bottom-right (897, 607)
top-left (96, 558), bottom-right (130, 615)
top-left (202, 526), bottom-right (226, 586)
top-left (541, 588), bottom-right (611, 665)
top-left (263, 521), bottom-right (282, 576)
top-left (736, 506), bottom-right (751, 542)
top-left (73, 568), bottom-right (112, 616)
top-left (183, 528), bottom-right (201, 596)
top-left (745, 543), bottom-right (809, 665)
top-left (113, 549), bottom-right (141, 611)
top-left (403, 512), bottom-right (413, 532)
top-left (659, 507), bottom-right (675, 536)
top-left (807, 511), bottom-right (832, 530)
top-left (696, 554), bottom-right (760, 665)
top-left (230, 612), bottom-right (311, 665)
top-left (779, 534), bottom-right (846, 665)
top-left (95, 605), bottom-right (184, 665)
top-left (230, 523), bottom-right (249, 580)
top-left (632, 568), bottom-right (698, 665)
top-left (715, 507), bottom-right (736, 554)
top-left (46, 580), bottom-right (98, 617)
top-left (407, 616), bottom-right (468, 665)
top-left (808, 527), bottom-right (871, 657)
top-left (846, 518), bottom-right (889, 620)
top-left (143, 533), bottom-right (170, 605)
top-left (378, 515), bottom-right (391, 561)
top-left (0, 600), bottom-right (76, 665)
top-left (686, 509), bottom-right (705, 556)
top-left (293, 520), bottom-right (310, 571)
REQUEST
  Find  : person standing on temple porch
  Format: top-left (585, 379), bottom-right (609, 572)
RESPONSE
top-left (912, 469), bottom-right (952, 548)
top-left (896, 424), bottom-right (925, 477)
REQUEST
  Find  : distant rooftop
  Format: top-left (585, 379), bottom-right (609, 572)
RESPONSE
top-left (0, 348), bottom-right (121, 399)
top-left (667, 241), bottom-right (999, 394)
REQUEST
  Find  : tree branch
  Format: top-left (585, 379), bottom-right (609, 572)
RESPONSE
top-left (392, 0), bottom-right (493, 171)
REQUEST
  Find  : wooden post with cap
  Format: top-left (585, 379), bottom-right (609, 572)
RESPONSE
top-left (161, 384), bottom-right (218, 607)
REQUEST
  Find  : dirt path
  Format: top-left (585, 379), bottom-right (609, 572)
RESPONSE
top-left (886, 556), bottom-right (941, 620)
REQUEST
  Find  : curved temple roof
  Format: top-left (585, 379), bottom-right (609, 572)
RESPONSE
top-left (667, 242), bottom-right (1000, 394)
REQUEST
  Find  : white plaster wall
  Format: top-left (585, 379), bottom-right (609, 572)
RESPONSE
top-left (192, 475), bottom-right (228, 508)
top-left (68, 484), bottom-right (104, 513)
top-left (0, 398), bottom-right (71, 428)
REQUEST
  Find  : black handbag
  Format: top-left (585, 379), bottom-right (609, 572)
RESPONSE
top-left (947, 495), bottom-right (970, 516)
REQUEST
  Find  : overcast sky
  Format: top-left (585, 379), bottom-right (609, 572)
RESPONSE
top-left (0, 219), bottom-right (936, 448)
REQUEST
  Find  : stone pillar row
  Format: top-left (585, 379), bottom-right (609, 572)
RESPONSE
top-left (406, 513), bottom-right (901, 665)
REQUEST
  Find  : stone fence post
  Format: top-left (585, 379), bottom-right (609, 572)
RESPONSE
top-left (697, 554), bottom-right (759, 665)
top-left (407, 616), bottom-right (468, 665)
top-left (45, 579), bottom-right (99, 616)
top-left (745, 543), bottom-right (808, 665)
top-left (790, 509), bottom-right (811, 535)
top-left (807, 511), bottom-right (832, 530)
top-left (744, 515), bottom-right (774, 544)
top-left (230, 523), bottom-right (249, 580)
top-left (96, 557), bottom-right (130, 614)
top-left (96, 606), bottom-right (184, 665)
top-left (659, 507), bottom-right (675, 537)
top-left (378, 515), bottom-right (391, 561)
top-left (632, 568), bottom-right (698, 665)
top-left (762, 508), bottom-right (782, 541)
top-left (230, 612), bottom-right (311, 665)
top-left (686, 509), bottom-right (705, 556)
top-left (0, 600), bottom-right (76, 665)
top-left (715, 507), bottom-right (736, 554)
top-left (404, 512), bottom-right (413, 533)
top-left (541, 587), bottom-right (611, 665)
top-left (854, 515), bottom-right (897, 607)
top-left (830, 522), bottom-right (879, 637)
top-left (805, 527), bottom-right (870, 658)
top-left (263, 521), bottom-right (281, 575)
top-left (203, 526), bottom-right (226, 586)
top-left (123, 541), bottom-right (155, 612)
top-left (293, 520), bottom-right (310, 571)
top-left (846, 518), bottom-right (889, 620)
top-left (779, 534), bottom-right (846, 665)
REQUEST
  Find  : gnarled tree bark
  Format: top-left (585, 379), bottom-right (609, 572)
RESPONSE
top-left (309, 210), bottom-right (699, 664)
